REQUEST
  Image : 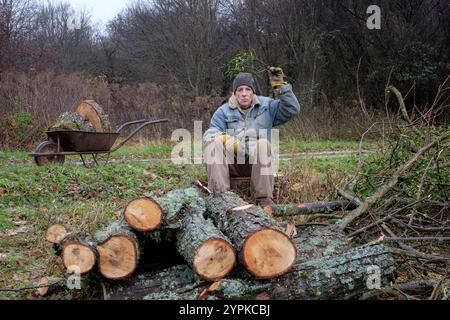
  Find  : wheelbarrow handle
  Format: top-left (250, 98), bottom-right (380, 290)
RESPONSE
top-left (110, 118), bottom-right (169, 152)
top-left (115, 119), bottom-right (151, 133)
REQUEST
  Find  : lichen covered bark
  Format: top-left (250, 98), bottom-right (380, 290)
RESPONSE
top-left (294, 224), bottom-right (349, 261)
top-left (154, 187), bottom-right (203, 230)
top-left (272, 200), bottom-right (359, 217)
top-left (267, 243), bottom-right (397, 299)
top-left (205, 191), bottom-right (285, 250)
top-left (176, 205), bottom-right (235, 273)
top-left (105, 237), bottom-right (396, 300)
top-left (105, 265), bottom-right (205, 300)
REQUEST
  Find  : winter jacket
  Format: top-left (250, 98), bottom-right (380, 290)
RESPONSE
top-left (203, 84), bottom-right (300, 151)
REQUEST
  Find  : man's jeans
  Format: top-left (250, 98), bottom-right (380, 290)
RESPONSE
top-left (204, 139), bottom-right (274, 204)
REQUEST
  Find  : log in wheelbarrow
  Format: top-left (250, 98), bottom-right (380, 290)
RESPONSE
top-left (29, 119), bottom-right (169, 167)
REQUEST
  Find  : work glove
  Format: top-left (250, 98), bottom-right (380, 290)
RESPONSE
top-left (217, 134), bottom-right (239, 154)
top-left (268, 67), bottom-right (287, 89)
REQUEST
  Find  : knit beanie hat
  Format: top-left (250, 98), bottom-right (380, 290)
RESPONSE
top-left (233, 72), bottom-right (256, 93)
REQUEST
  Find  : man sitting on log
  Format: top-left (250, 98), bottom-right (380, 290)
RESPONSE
top-left (203, 68), bottom-right (301, 206)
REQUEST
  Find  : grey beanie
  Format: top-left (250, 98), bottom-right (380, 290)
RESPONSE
top-left (233, 72), bottom-right (256, 93)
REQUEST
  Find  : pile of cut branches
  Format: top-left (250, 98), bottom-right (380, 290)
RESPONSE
top-left (336, 83), bottom-right (450, 300)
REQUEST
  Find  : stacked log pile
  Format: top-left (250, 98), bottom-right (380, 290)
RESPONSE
top-left (43, 186), bottom-right (397, 300)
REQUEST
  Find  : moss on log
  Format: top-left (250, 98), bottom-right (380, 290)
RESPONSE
top-left (294, 224), bottom-right (349, 261)
top-left (105, 265), bottom-right (205, 300)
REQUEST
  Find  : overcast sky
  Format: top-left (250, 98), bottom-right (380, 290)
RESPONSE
top-left (61, 0), bottom-right (132, 28)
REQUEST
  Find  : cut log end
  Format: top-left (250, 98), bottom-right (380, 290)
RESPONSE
top-left (45, 224), bottom-right (68, 244)
top-left (124, 198), bottom-right (163, 232)
top-left (97, 235), bottom-right (138, 280)
top-left (62, 243), bottom-right (96, 274)
top-left (75, 100), bottom-right (108, 132)
top-left (193, 238), bottom-right (237, 281)
top-left (242, 228), bottom-right (297, 279)
top-left (36, 277), bottom-right (50, 297)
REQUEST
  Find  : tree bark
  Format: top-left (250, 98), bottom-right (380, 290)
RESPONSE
top-left (105, 242), bottom-right (396, 300)
top-left (270, 200), bottom-right (359, 217)
top-left (206, 192), bottom-right (297, 279)
top-left (176, 207), bottom-right (237, 281)
top-left (158, 188), bottom-right (237, 281)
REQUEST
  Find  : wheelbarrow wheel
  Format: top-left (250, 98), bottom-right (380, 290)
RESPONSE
top-left (34, 141), bottom-right (65, 166)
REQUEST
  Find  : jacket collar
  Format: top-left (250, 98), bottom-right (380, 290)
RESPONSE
top-left (228, 94), bottom-right (260, 110)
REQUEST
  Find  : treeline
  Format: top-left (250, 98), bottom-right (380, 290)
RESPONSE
top-left (0, 0), bottom-right (449, 147)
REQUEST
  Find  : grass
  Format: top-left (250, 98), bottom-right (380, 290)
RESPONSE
top-left (0, 140), bottom-right (367, 300)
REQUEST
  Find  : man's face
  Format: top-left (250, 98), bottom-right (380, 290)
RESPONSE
top-left (235, 85), bottom-right (254, 109)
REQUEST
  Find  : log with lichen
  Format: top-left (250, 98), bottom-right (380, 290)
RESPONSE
top-left (140, 188), bottom-right (237, 281)
top-left (268, 200), bottom-right (359, 217)
top-left (56, 232), bottom-right (98, 275)
top-left (106, 223), bottom-right (346, 300)
top-left (94, 221), bottom-right (141, 280)
top-left (105, 227), bottom-right (396, 300)
top-left (206, 192), bottom-right (297, 279)
top-left (88, 188), bottom-right (237, 281)
top-left (176, 203), bottom-right (237, 282)
top-left (113, 244), bottom-right (396, 300)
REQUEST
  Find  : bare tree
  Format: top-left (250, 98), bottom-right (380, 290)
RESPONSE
top-left (108, 0), bottom-right (224, 95)
top-left (0, 0), bottom-right (36, 72)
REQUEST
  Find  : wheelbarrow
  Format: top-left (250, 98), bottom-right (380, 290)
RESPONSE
top-left (29, 119), bottom-right (169, 167)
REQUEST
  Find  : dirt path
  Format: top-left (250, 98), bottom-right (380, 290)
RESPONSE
top-left (72, 149), bottom-right (374, 166)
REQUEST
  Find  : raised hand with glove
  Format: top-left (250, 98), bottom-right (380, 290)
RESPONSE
top-left (267, 66), bottom-right (287, 89)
